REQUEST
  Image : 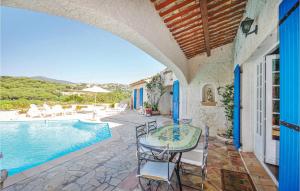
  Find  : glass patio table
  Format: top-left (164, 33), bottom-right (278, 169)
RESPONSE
top-left (139, 124), bottom-right (202, 191)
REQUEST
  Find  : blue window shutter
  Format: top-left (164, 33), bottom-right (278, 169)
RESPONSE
top-left (279, 1), bottom-right (299, 190)
top-left (139, 88), bottom-right (143, 108)
top-left (172, 80), bottom-right (180, 123)
top-left (133, 89), bottom-right (137, 109)
top-left (233, 65), bottom-right (241, 149)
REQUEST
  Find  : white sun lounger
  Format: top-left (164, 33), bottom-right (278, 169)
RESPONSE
top-left (26, 104), bottom-right (42, 118)
top-left (52, 105), bottom-right (64, 116)
top-left (64, 105), bottom-right (76, 115)
top-left (42, 103), bottom-right (53, 117)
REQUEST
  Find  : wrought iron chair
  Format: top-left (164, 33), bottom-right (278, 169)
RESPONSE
top-left (179, 118), bottom-right (192, 125)
top-left (180, 125), bottom-right (209, 190)
top-left (136, 123), bottom-right (153, 156)
top-left (137, 145), bottom-right (176, 191)
top-left (147, 120), bottom-right (158, 133)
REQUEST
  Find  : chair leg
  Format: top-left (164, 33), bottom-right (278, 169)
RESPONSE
top-left (155, 182), bottom-right (161, 191)
top-left (170, 183), bottom-right (175, 191)
top-left (139, 177), bottom-right (146, 191)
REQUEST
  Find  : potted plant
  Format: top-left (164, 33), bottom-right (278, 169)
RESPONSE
top-left (151, 103), bottom-right (160, 115)
top-left (145, 74), bottom-right (165, 116)
top-left (217, 83), bottom-right (234, 143)
top-left (144, 102), bottom-right (152, 116)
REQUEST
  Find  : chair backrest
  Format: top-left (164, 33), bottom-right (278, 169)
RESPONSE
top-left (135, 123), bottom-right (147, 146)
top-left (147, 120), bottom-right (158, 133)
top-left (203, 125), bottom-right (209, 152)
top-left (136, 144), bottom-right (172, 181)
top-left (180, 118), bottom-right (192, 125)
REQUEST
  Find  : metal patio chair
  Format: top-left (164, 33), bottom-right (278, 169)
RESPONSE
top-left (180, 125), bottom-right (209, 190)
top-left (137, 145), bottom-right (176, 191)
top-left (136, 123), bottom-right (153, 156)
top-left (179, 118), bottom-right (192, 125)
top-left (147, 120), bottom-right (158, 133)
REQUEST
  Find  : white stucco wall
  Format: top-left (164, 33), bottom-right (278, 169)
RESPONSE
top-left (185, 44), bottom-right (234, 136)
top-left (131, 83), bottom-right (147, 109)
top-left (233, 0), bottom-right (280, 152)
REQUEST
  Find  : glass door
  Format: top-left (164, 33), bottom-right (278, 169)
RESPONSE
top-left (254, 59), bottom-right (265, 161)
top-left (265, 55), bottom-right (280, 165)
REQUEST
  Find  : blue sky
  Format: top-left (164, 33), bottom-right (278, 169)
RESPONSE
top-left (1, 6), bottom-right (165, 84)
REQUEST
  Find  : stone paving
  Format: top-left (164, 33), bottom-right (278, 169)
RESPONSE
top-left (3, 111), bottom-right (171, 191)
top-left (3, 111), bottom-right (277, 191)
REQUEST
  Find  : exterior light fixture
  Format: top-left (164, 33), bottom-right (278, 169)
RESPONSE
top-left (240, 17), bottom-right (258, 37)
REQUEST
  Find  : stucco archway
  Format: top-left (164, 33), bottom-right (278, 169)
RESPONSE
top-left (1, 0), bottom-right (189, 86)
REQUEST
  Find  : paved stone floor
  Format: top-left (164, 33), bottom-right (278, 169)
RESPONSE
top-left (3, 111), bottom-right (277, 191)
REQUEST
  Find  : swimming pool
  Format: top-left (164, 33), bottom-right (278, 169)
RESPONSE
top-left (0, 120), bottom-right (111, 176)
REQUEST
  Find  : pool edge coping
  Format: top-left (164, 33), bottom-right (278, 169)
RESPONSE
top-left (3, 128), bottom-right (120, 189)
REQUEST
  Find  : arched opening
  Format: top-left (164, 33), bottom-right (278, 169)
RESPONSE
top-left (1, 0), bottom-right (189, 85)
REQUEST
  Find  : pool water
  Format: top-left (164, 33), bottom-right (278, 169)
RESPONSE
top-left (0, 120), bottom-right (111, 176)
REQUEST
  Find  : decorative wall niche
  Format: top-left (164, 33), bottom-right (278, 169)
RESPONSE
top-left (202, 84), bottom-right (217, 106)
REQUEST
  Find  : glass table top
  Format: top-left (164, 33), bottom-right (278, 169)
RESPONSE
top-left (139, 124), bottom-right (202, 152)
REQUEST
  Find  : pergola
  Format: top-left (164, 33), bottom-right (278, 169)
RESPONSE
top-left (150, 0), bottom-right (247, 58)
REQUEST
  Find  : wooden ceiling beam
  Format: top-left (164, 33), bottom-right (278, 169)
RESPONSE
top-left (170, 17), bottom-right (202, 32)
top-left (167, 10), bottom-right (200, 28)
top-left (160, 0), bottom-right (195, 17)
top-left (172, 23), bottom-right (201, 36)
top-left (207, 0), bottom-right (230, 10)
top-left (174, 27), bottom-right (202, 40)
top-left (186, 49), bottom-right (206, 58)
top-left (210, 28), bottom-right (237, 37)
top-left (179, 38), bottom-right (205, 48)
top-left (208, 9), bottom-right (244, 25)
top-left (209, 11), bottom-right (244, 28)
top-left (177, 33), bottom-right (204, 45)
top-left (179, 39), bottom-right (205, 49)
top-left (164, 4), bottom-right (199, 23)
top-left (181, 42), bottom-right (204, 51)
top-left (176, 30), bottom-right (203, 43)
top-left (211, 38), bottom-right (234, 46)
top-left (210, 31), bottom-right (237, 40)
top-left (155, 0), bottom-right (176, 10)
top-left (182, 45), bottom-right (205, 54)
top-left (210, 34), bottom-right (236, 44)
top-left (185, 51), bottom-right (205, 58)
top-left (184, 46), bottom-right (205, 53)
top-left (208, 1), bottom-right (246, 18)
top-left (181, 43), bottom-right (205, 52)
top-left (199, 0), bottom-right (211, 56)
top-left (209, 21), bottom-right (240, 35)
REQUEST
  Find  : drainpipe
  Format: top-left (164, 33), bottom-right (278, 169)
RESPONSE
top-left (0, 153), bottom-right (8, 189)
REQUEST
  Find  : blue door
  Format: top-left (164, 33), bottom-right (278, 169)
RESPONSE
top-left (133, 89), bottom-right (137, 109)
top-left (233, 65), bottom-right (241, 149)
top-left (172, 80), bottom-right (180, 123)
top-left (279, 1), bottom-right (299, 190)
top-left (139, 88), bottom-right (143, 108)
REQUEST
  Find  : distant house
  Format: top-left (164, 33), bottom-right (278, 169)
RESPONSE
top-left (129, 68), bottom-right (176, 116)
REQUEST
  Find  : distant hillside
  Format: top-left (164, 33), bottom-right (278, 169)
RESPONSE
top-left (0, 76), bottom-right (131, 110)
top-left (98, 83), bottom-right (130, 92)
top-left (30, 76), bottom-right (130, 92)
top-left (31, 76), bottom-right (74, 84)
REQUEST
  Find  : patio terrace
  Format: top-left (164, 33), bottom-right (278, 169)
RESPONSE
top-left (2, 111), bottom-right (276, 191)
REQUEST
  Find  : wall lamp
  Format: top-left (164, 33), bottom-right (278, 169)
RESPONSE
top-left (240, 17), bottom-right (258, 37)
